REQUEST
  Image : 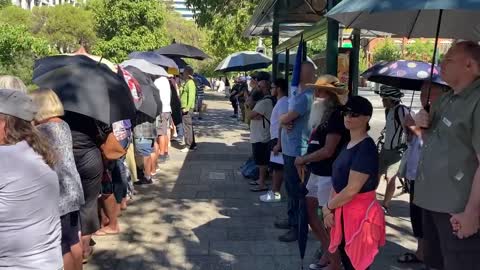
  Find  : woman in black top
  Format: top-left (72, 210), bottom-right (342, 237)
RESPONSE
top-left (322, 96), bottom-right (384, 270)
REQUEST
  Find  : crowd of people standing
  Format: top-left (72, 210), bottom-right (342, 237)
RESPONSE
top-left (0, 62), bottom-right (201, 269)
top-left (233, 40), bottom-right (480, 270)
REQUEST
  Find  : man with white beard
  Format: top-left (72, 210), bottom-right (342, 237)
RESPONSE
top-left (294, 75), bottom-right (350, 270)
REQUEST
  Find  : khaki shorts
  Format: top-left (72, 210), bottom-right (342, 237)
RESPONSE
top-left (379, 148), bottom-right (402, 177)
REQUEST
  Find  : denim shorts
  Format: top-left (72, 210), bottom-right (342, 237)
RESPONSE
top-left (134, 138), bottom-right (154, 157)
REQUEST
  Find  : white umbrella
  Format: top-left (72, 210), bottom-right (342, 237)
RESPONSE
top-left (215, 51), bottom-right (272, 72)
top-left (121, 59), bottom-right (169, 76)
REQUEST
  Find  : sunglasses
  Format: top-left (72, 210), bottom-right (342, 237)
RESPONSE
top-left (342, 111), bottom-right (362, 118)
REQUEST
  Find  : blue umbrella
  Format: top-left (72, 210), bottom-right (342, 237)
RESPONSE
top-left (193, 73), bottom-right (211, 87)
top-left (361, 60), bottom-right (448, 91)
top-left (128, 51), bottom-right (178, 69)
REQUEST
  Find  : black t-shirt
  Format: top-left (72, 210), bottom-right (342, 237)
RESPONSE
top-left (331, 137), bottom-right (379, 194)
top-left (306, 109), bottom-right (350, 176)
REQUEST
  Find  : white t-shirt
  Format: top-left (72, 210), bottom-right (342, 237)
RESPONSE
top-left (0, 141), bottom-right (62, 270)
top-left (384, 104), bottom-right (409, 150)
top-left (270, 96), bottom-right (288, 139)
top-left (154, 77), bottom-right (171, 113)
top-left (250, 97), bottom-right (274, 143)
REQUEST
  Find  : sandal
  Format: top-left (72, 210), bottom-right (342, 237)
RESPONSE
top-left (397, 252), bottom-right (422, 264)
top-left (250, 186), bottom-right (268, 192)
top-left (82, 247), bottom-right (94, 264)
top-left (249, 180), bottom-right (259, 186)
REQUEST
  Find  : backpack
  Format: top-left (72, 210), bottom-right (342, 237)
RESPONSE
top-left (240, 158), bottom-right (259, 180)
top-left (260, 96), bottom-right (276, 128)
top-left (392, 104), bottom-right (409, 152)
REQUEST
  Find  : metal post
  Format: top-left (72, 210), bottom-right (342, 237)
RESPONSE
top-left (349, 29), bottom-right (361, 96)
top-left (302, 41), bottom-right (308, 61)
top-left (272, 4), bottom-right (280, 81)
top-left (326, 0), bottom-right (340, 76)
top-left (285, 49), bottom-right (290, 84)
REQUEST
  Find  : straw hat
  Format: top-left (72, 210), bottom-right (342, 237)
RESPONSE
top-left (306, 74), bottom-right (349, 104)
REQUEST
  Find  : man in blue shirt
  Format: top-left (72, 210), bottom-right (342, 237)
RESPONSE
top-left (276, 62), bottom-right (316, 242)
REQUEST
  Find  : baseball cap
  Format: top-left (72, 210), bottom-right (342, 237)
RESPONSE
top-left (343, 96), bottom-right (373, 117)
top-left (377, 85), bottom-right (404, 100)
top-left (0, 88), bottom-right (37, 121)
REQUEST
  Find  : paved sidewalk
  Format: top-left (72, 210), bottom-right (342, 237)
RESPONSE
top-left (85, 92), bottom-right (422, 270)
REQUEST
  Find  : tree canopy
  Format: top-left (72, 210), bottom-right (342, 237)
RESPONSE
top-left (372, 38), bottom-right (402, 63)
top-left (87, 0), bottom-right (170, 63)
top-left (32, 5), bottom-right (97, 53)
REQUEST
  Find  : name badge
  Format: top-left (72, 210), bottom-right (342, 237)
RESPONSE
top-left (442, 117), bottom-right (452, 127)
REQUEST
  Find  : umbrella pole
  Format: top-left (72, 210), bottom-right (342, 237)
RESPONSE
top-left (426, 9), bottom-right (443, 111)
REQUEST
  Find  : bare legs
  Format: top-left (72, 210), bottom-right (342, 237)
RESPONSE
top-left (63, 241), bottom-right (83, 270)
top-left (257, 165), bottom-right (268, 189)
top-left (97, 195), bottom-right (120, 235)
top-left (271, 168), bottom-right (283, 193)
top-left (382, 173), bottom-right (398, 208)
top-left (307, 197), bottom-right (341, 269)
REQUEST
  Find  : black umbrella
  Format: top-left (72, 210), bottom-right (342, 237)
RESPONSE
top-left (171, 57), bottom-right (188, 69)
top-left (33, 55), bottom-right (111, 81)
top-left (128, 51), bottom-right (178, 69)
top-left (33, 62), bottom-right (136, 125)
top-left (298, 181), bottom-right (309, 270)
top-left (124, 66), bottom-right (162, 119)
top-left (156, 43), bottom-right (209, 60)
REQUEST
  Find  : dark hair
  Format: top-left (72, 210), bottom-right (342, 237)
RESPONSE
top-left (367, 123), bottom-right (371, 131)
top-left (1, 114), bottom-right (56, 168)
top-left (274, 78), bottom-right (288, 96)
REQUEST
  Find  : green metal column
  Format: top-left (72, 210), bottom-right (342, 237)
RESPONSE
top-left (326, 0), bottom-right (340, 76)
top-left (349, 29), bottom-right (361, 96)
top-left (285, 49), bottom-right (290, 84)
top-left (272, 3), bottom-right (280, 81)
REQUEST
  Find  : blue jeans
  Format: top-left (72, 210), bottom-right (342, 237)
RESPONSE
top-left (283, 155), bottom-right (301, 228)
top-left (176, 123), bottom-right (184, 140)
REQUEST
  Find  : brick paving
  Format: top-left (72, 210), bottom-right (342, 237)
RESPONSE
top-left (85, 91), bottom-right (423, 270)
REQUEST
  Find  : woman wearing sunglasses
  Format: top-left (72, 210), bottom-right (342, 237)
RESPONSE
top-left (322, 96), bottom-right (386, 270)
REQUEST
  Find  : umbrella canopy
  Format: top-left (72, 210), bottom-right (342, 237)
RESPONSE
top-left (124, 66), bottom-right (162, 119)
top-left (362, 60), bottom-right (448, 91)
top-left (33, 62), bottom-right (136, 125)
top-left (278, 52), bottom-right (317, 70)
top-left (128, 51), bottom-right (178, 69)
top-left (326, 0), bottom-right (480, 40)
top-left (193, 73), bottom-right (211, 87)
top-left (121, 59), bottom-right (169, 77)
top-left (33, 55), bottom-right (109, 81)
top-left (156, 43), bottom-right (209, 60)
top-left (215, 51), bottom-right (272, 72)
top-left (71, 46), bottom-right (117, 71)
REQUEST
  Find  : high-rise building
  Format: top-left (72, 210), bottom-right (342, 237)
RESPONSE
top-left (164, 0), bottom-right (195, 20)
top-left (11, 0), bottom-right (82, 10)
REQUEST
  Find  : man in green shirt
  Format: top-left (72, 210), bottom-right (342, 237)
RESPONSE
top-left (414, 41), bottom-right (480, 270)
top-left (180, 66), bottom-right (197, 152)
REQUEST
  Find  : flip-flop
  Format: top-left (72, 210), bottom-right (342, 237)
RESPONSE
top-left (249, 181), bottom-right (259, 186)
top-left (250, 186), bottom-right (268, 192)
top-left (397, 252), bottom-right (422, 264)
top-left (94, 228), bottom-right (119, 236)
top-left (82, 247), bottom-right (94, 264)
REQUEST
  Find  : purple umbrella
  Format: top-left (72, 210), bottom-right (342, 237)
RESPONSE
top-left (361, 60), bottom-right (448, 91)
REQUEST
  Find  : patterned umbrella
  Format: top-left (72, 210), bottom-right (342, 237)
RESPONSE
top-left (361, 60), bottom-right (448, 91)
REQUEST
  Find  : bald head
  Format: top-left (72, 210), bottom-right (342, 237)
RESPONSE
top-left (441, 41), bottom-right (480, 92)
top-left (300, 61), bottom-right (316, 85)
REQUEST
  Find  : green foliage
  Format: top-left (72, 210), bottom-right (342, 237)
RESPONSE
top-left (186, 0), bottom-right (258, 74)
top-left (32, 5), bottom-right (97, 53)
top-left (0, 24), bottom-right (52, 84)
top-left (405, 40), bottom-right (435, 62)
top-left (372, 38), bottom-right (401, 63)
top-left (0, 6), bottom-right (32, 27)
top-left (359, 49), bottom-right (368, 73)
top-left (308, 36), bottom-right (327, 57)
top-left (88, 0), bottom-right (169, 62)
top-left (0, 0), bottom-right (10, 8)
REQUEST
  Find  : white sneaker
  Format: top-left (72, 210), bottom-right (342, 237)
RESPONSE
top-left (260, 191), bottom-right (281, 202)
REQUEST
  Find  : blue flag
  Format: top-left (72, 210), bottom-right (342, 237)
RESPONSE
top-left (289, 38), bottom-right (304, 109)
